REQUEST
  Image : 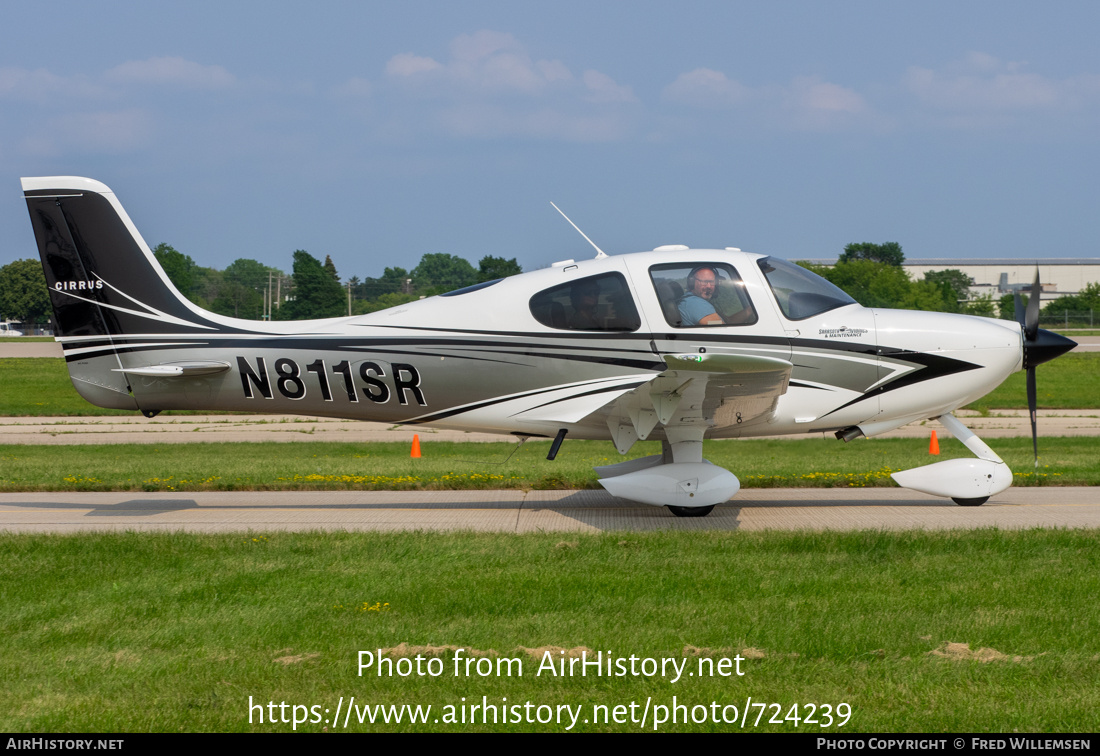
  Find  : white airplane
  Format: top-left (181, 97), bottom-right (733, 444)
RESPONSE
top-left (22, 176), bottom-right (1076, 516)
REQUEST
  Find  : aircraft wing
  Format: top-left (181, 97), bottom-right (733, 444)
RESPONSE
top-left (599, 353), bottom-right (793, 453)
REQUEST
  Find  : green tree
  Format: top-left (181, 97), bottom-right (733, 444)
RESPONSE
top-left (814, 259), bottom-right (914, 308)
top-left (152, 243), bottom-right (196, 298)
top-left (411, 253), bottom-right (477, 295)
top-left (923, 269), bottom-right (973, 308)
top-left (839, 241), bottom-right (904, 267)
top-left (353, 291), bottom-right (420, 315)
top-left (962, 294), bottom-right (998, 318)
top-left (323, 255), bottom-right (340, 281)
top-left (477, 255), bottom-right (522, 283)
top-left (211, 258), bottom-right (274, 319)
top-left (280, 250), bottom-right (346, 320)
top-left (1040, 281), bottom-right (1100, 314)
top-left (190, 266), bottom-right (222, 309)
top-left (359, 267), bottom-right (410, 299)
top-left (906, 278), bottom-right (958, 312)
top-left (0, 259), bottom-right (51, 323)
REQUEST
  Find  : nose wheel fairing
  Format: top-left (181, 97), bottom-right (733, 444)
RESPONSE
top-left (890, 413), bottom-right (1012, 503)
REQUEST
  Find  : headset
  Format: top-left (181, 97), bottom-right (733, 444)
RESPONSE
top-left (687, 266), bottom-right (720, 291)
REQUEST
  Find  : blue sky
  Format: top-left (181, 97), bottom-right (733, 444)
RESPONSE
top-left (3, 1), bottom-right (1099, 278)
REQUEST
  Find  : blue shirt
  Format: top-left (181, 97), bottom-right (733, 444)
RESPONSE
top-left (678, 294), bottom-right (718, 326)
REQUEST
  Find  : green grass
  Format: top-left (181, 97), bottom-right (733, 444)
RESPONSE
top-left (1, 353), bottom-right (1098, 416)
top-left (0, 436), bottom-right (1093, 492)
top-left (2, 529), bottom-right (1097, 732)
top-left (0, 358), bottom-right (229, 416)
top-left (0, 336), bottom-right (54, 342)
top-left (965, 353), bottom-right (1100, 412)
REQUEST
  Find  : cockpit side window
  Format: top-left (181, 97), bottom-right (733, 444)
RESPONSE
top-left (649, 263), bottom-right (758, 328)
top-left (529, 272), bottom-right (641, 331)
top-left (757, 257), bottom-right (856, 320)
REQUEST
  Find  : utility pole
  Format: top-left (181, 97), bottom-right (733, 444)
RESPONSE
top-left (347, 280), bottom-right (352, 316)
top-left (263, 271), bottom-right (269, 320)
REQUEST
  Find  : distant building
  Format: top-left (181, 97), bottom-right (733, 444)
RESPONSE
top-left (799, 258), bottom-right (1100, 303)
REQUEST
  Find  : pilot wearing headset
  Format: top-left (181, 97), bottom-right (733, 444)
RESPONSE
top-left (678, 266), bottom-right (723, 326)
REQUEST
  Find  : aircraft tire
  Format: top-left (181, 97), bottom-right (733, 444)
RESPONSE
top-left (667, 505), bottom-right (715, 518)
top-left (952, 497), bottom-right (989, 506)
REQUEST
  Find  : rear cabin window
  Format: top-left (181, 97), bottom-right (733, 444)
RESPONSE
top-left (649, 263), bottom-right (758, 328)
top-left (529, 273), bottom-right (641, 331)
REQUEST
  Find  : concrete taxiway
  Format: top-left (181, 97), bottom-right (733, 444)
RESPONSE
top-left (2, 487), bottom-right (1098, 533)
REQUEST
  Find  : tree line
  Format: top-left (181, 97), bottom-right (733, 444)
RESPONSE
top-left (0, 246), bottom-right (522, 324)
top-left (2, 240), bottom-right (1096, 326)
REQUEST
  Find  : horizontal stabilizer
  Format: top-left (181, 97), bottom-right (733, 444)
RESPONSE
top-left (112, 361), bottom-right (231, 377)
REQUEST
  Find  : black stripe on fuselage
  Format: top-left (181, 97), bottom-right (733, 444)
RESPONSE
top-left (402, 380), bottom-right (647, 426)
top-left (815, 350), bottom-right (982, 419)
top-left (64, 340), bottom-right (665, 372)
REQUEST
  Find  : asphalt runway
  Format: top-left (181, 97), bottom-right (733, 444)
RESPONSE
top-left (2, 487), bottom-right (1098, 533)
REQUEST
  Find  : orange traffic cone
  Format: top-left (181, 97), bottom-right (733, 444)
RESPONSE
top-left (929, 430), bottom-right (940, 455)
top-left (411, 434), bottom-right (421, 458)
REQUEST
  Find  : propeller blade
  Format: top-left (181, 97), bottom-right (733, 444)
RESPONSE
top-left (1025, 267), bottom-right (1040, 342)
top-left (1027, 367), bottom-right (1038, 468)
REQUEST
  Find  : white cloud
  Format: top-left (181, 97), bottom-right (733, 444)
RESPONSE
top-left (380, 30), bottom-right (637, 141)
top-left (788, 77), bottom-right (866, 114)
top-left (662, 68), bottom-right (748, 108)
top-left (904, 52), bottom-right (1095, 112)
top-left (385, 54), bottom-right (442, 78)
top-left (582, 70), bottom-right (636, 104)
top-left (106, 56), bottom-right (235, 90)
top-left (387, 30), bottom-right (576, 96)
top-left (660, 68), bottom-right (872, 132)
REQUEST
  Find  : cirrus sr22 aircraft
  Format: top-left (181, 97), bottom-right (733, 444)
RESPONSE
top-left (22, 177), bottom-right (1076, 517)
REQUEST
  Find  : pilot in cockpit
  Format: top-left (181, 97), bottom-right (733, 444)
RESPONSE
top-left (678, 266), bottom-right (723, 326)
top-left (677, 265), bottom-right (757, 327)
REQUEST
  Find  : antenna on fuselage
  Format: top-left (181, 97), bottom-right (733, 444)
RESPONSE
top-left (550, 202), bottom-right (608, 260)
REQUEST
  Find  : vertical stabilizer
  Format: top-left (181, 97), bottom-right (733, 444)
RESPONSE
top-left (21, 177), bottom-right (218, 409)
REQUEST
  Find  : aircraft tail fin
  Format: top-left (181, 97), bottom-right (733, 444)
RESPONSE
top-left (22, 177), bottom-right (219, 409)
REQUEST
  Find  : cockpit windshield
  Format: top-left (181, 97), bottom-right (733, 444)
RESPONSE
top-left (757, 257), bottom-right (857, 320)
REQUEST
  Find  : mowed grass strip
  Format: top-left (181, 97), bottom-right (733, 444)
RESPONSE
top-left (966, 352), bottom-right (1100, 412)
top-left (0, 358), bottom-right (232, 416)
top-left (0, 436), bottom-right (1095, 492)
top-left (1, 529), bottom-right (1097, 732)
top-left (1, 353), bottom-right (1098, 416)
